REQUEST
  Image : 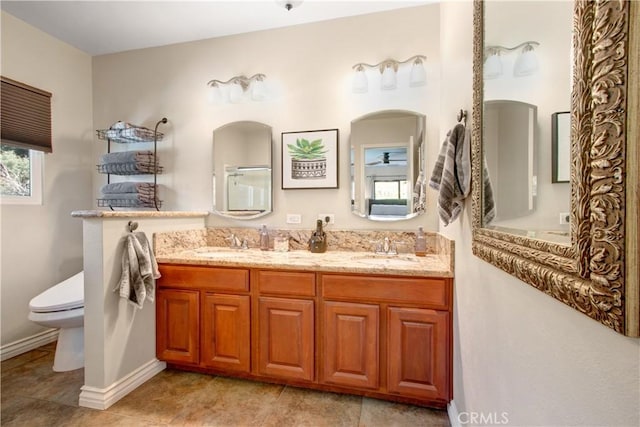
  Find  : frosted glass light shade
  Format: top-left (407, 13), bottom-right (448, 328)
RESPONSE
top-left (352, 68), bottom-right (368, 93)
top-left (208, 84), bottom-right (224, 104)
top-left (514, 45), bottom-right (539, 77)
top-left (229, 82), bottom-right (243, 103)
top-left (251, 79), bottom-right (265, 101)
top-left (409, 61), bottom-right (427, 87)
top-left (381, 65), bottom-right (397, 90)
top-left (484, 53), bottom-right (503, 79)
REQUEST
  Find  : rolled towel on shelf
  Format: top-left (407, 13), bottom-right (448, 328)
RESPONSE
top-left (100, 150), bottom-right (154, 165)
top-left (101, 182), bottom-right (156, 194)
top-left (98, 161), bottom-right (159, 175)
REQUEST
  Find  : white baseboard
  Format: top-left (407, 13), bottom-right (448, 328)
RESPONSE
top-left (0, 328), bottom-right (59, 361)
top-left (79, 359), bottom-right (166, 410)
top-left (448, 400), bottom-right (461, 427)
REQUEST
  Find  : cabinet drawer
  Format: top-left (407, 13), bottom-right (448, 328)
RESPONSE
top-left (158, 264), bottom-right (249, 292)
top-left (257, 270), bottom-right (315, 297)
top-left (321, 274), bottom-right (448, 309)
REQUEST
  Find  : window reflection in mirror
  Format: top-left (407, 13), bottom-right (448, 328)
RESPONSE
top-left (483, 0), bottom-right (572, 245)
top-left (350, 110), bottom-right (426, 221)
top-left (212, 121), bottom-right (272, 219)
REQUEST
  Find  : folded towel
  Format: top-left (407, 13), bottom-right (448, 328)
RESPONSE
top-left (114, 231), bottom-right (160, 309)
top-left (100, 151), bottom-right (154, 165)
top-left (101, 182), bottom-right (156, 194)
top-left (98, 161), bottom-right (159, 175)
top-left (100, 192), bottom-right (157, 201)
top-left (429, 123), bottom-right (470, 226)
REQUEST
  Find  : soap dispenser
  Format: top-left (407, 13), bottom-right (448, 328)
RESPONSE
top-left (308, 219), bottom-right (327, 253)
top-left (259, 224), bottom-right (270, 251)
top-left (414, 226), bottom-right (427, 257)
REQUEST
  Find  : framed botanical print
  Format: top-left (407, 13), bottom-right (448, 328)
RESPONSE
top-left (282, 128), bottom-right (339, 189)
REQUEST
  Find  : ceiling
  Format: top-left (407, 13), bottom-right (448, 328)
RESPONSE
top-left (1, 0), bottom-right (432, 56)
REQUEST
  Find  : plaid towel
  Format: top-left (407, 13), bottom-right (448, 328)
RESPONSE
top-left (429, 123), bottom-right (471, 225)
top-left (114, 231), bottom-right (160, 309)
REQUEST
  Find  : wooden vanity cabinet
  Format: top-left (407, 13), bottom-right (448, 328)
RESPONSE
top-left (156, 263), bottom-right (452, 408)
top-left (254, 270), bottom-right (315, 382)
top-left (320, 273), bottom-right (452, 403)
top-left (156, 289), bottom-right (199, 364)
top-left (156, 264), bottom-right (250, 373)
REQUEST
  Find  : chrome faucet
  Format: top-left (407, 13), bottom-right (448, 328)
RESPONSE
top-left (376, 237), bottom-right (397, 255)
top-left (226, 234), bottom-right (248, 249)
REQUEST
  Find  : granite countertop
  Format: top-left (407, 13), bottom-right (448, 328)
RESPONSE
top-left (156, 246), bottom-right (453, 278)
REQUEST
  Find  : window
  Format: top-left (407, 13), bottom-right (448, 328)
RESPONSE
top-left (0, 146), bottom-right (43, 204)
top-left (373, 179), bottom-right (408, 200)
top-left (0, 76), bottom-right (51, 204)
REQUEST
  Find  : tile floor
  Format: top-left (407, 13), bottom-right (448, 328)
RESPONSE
top-left (1, 342), bottom-right (450, 426)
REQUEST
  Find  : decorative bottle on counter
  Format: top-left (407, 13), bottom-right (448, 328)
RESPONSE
top-left (414, 226), bottom-right (427, 257)
top-left (259, 224), bottom-right (270, 251)
top-left (308, 219), bottom-right (327, 253)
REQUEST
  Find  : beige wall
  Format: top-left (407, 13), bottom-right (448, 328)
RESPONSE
top-left (0, 12), bottom-right (94, 346)
top-left (439, 2), bottom-right (639, 426)
top-left (91, 5), bottom-right (441, 232)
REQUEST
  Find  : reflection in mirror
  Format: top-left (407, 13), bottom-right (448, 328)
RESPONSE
top-left (350, 111), bottom-right (426, 221)
top-left (212, 121), bottom-right (272, 219)
top-left (551, 111), bottom-right (570, 183)
top-left (472, 0), bottom-right (637, 335)
top-left (483, 100), bottom-right (537, 227)
top-left (483, 0), bottom-right (572, 245)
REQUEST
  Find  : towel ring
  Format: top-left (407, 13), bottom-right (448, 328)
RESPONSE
top-left (127, 221), bottom-right (138, 232)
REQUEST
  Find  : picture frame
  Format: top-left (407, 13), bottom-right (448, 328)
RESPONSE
top-left (281, 128), bottom-right (339, 189)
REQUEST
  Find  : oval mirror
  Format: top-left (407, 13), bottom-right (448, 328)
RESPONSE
top-left (350, 110), bottom-right (426, 221)
top-left (212, 121), bottom-right (272, 219)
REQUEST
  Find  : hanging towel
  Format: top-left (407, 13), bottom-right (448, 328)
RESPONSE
top-left (115, 231), bottom-right (160, 309)
top-left (429, 123), bottom-right (471, 226)
top-left (412, 170), bottom-right (427, 213)
top-left (482, 157), bottom-right (496, 224)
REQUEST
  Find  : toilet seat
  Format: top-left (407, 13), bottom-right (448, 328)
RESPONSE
top-left (29, 271), bottom-right (84, 313)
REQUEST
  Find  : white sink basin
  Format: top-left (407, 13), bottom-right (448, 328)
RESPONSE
top-left (353, 255), bottom-right (420, 268)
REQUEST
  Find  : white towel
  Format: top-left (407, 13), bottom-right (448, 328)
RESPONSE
top-left (429, 123), bottom-right (471, 225)
top-left (115, 231), bottom-right (160, 309)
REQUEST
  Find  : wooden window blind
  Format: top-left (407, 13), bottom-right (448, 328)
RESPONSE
top-left (1, 76), bottom-right (52, 153)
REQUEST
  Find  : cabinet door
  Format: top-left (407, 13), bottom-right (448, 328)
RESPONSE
top-left (202, 293), bottom-right (250, 373)
top-left (258, 297), bottom-right (314, 381)
top-left (322, 301), bottom-right (379, 389)
top-left (387, 307), bottom-right (449, 400)
top-left (156, 289), bottom-right (199, 364)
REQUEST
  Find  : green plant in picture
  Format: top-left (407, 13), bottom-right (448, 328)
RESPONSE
top-left (287, 138), bottom-right (327, 160)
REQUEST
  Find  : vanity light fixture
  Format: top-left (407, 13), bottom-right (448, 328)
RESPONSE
top-left (352, 55), bottom-right (427, 93)
top-left (207, 74), bottom-right (267, 103)
top-left (484, 41), bottom-right (540, 79)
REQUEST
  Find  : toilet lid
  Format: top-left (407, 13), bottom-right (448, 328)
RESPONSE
top-left (29, 271), bottom-right (84, 313)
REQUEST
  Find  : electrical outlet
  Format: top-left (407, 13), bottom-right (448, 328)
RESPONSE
top-left (559, 212), bottom-right (570, 225)
top-left (318, 214), bottom-right (335, 224)
top-left (286, 213), bottom-right (302, 224)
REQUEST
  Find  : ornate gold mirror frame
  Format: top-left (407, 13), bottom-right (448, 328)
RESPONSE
top-left (471, 0), bottom-right (639, 336)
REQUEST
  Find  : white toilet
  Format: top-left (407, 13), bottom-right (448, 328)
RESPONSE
top-left (28, 271), bottom-right (84, 372)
